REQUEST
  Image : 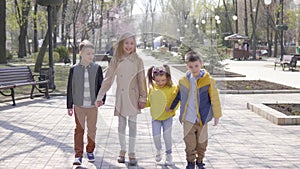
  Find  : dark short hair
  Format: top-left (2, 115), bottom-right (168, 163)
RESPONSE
top-left (185, 51), bottom-right (203, 63)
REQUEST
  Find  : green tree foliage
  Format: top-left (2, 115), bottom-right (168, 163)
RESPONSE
top-left (54, 46), bottom-right (70, 62)
top-left (14, 0), bottom-right (31, 58)
top-left (178, 23), bottom-right (203, 61)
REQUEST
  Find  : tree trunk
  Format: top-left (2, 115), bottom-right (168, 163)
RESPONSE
top-left (98, 0), bottom-right (104, 51)
top-left (274, 1), bottom-right (281, 58)
top-left (61, 0), bottom-right (68, 46)
top-left (0, 0), bottom-right (7, 64)
top-left (14, 0), bottom-right (31, 58)
top-left (34, 30), bottom-right (49, 72)
top-left (18, 25), bottom-right (27, 58)
top-left (249, 0), bottom-right (260, 60)
top-left (223, 0), bottom-right (234, 34)
top-left (16, 0), bottom-right (31, 58)
top-left (53, 6), bottom-right (58, 48)
top-left (244, 0), bottom-right (248, 36)
top-left (33, 3), bottom-right (38, 53)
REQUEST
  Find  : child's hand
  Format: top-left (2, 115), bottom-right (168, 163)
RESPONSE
top-left (165, 107), bottom-right (172, 112)
top-left (95, 100), bottom-right (104, 107)
top-left (138, 102), bottom-right (146, 109)
top-left (67, 109), bottom-right (73, 116)
top-left (213, 118), bottom-right (220, 126)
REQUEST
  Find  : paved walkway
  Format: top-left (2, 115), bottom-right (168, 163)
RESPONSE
top-left (221, 58), bottom-right (300, 88)
top-left (0, 51), bottom-right (300, 169)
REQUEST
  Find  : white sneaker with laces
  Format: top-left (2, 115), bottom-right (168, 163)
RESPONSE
top-left (165, 153), bottom-right (174, 166)
top-left (73, 157), bottom-right (82, 165)
top-left (155, 150), bottom-right (162, 162)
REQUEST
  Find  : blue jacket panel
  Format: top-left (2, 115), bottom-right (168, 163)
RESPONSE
top-left (170, 70), bottom-right (222, 126)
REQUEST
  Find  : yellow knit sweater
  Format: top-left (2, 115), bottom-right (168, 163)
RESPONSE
top-left (146, 84), bottom-right (179, 120)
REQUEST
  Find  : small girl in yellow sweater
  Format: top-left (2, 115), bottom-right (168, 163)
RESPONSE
top-left (145, 65), bottom-right (179, 166)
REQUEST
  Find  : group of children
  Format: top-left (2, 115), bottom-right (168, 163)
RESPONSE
top-left (66, 32), bottom-right (222, 169)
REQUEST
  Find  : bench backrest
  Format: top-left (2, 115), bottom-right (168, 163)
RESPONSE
top-left (282, 55), bottom-right (293, 62)
top-left (0, 66), bottom-right (34, 86)
top-left (94, 54), bottom-right (109, 61)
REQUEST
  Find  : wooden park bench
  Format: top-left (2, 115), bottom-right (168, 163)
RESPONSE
top-left (0, 66), bottom-right (50, 106)
top-left (290, 53), bottom-right (300, 60)
top-left (274, 55), bottom-right (298, 71)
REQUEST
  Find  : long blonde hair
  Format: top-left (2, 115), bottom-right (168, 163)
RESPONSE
top-left (113, 32), bottom-right (137, 61)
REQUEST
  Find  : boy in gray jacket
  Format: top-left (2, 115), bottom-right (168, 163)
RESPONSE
top-left (67, 40), bottom-right (105, 165)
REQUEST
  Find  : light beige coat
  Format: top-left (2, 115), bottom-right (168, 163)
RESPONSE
top-left (96, 52), bottom-right (147, 116)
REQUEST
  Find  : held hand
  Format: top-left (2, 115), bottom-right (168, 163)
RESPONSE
top-left (165, 107), bottom-right (172, 112)
top-left (213, 118), bottom-right (220, 126)
top-left (95, 100), bottom-right (104, 107)
top-left (138, 102), bottom-right (146, 109)
top-left (67, 109), bottom-right (73, 116)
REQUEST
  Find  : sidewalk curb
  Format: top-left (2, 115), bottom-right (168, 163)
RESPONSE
top-left (220, 89), bottom-right (300, 94)
top-left (247, 102), bottom-right (300, 125)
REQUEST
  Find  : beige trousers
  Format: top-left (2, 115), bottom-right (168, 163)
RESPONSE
top-left (183, 121), bottom-right (208, 163)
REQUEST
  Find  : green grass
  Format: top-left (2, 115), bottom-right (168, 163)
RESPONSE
top-left (49, 65), bottom-right (70, 93)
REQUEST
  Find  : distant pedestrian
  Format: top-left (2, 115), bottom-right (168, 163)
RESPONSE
top-left (145, 65), bottom-right (179, 166)
top-left (167, 51), bottom-right (222, 169)
top-left (66, 40), bottom-right (106, 165)
top-left (95, 32), bottom-right (147, 166)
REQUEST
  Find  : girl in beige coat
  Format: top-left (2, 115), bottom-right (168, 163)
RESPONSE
top-left (95, 32), bottom-right (147, 166)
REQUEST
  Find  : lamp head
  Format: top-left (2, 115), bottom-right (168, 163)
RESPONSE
top-left (232, 15), bottom-right (238, 21)
top-left (264, 0), bottom-right (272, 5)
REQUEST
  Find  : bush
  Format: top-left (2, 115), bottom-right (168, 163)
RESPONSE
top-left (32, 52), bottom-right (60, 64)
top-left (54, 46), bottom-right (70, 62)
top-left (178, 44), bottom-right (192, 61)
top-left (6, 50), bottom-right (14, 60)
top-left (151, 49), bottom-right (173, 59)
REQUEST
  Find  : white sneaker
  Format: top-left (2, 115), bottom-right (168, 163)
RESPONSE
top-left (73, 157), bottom-right (82, 165)
top-left (165, 153), bottom-right (174, 166)
top-left (155, 150), bottom-right (162, 162)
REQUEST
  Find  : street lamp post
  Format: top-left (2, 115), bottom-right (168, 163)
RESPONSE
top-left (215, 15), bottom-right (221, 40)
top-left (107, 8), bottom-right (119, 49)
top-left (232, 15), bottom-right (238, 33)
top-left (280, 0), bottom-right (284, 60)
top-left (264, 0), bottom-right (272, 58)
top-left (47, 6), bottom-right (53, 69)
top-left (296, 13), bottom-right (299, 48)
top-left (233, 0), bottom-right (238, 33)
top-left (201, 11), bottom-right (221, 46)
top-left (201, 19), bottom-right (206, 33)
top-left (28, 39), bottom-right (32, 55)
top-left (176, 28), bottom-right (180, 45)
top-left (201, 8), bottom-right (222, 73)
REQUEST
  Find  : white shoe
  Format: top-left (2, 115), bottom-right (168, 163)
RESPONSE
top-left (155, 150), bottom-right (162, 162)
top-left (73, 157), bottom-right (82, 165)
top-left (165, 153), bottom-right (174, 166)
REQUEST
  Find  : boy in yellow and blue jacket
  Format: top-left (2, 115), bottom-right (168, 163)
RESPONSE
top-left (168, 51), bottom-right (222, 169)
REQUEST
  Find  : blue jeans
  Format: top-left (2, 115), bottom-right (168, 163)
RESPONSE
top-left (152, 117), bottom-right (173, 154)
